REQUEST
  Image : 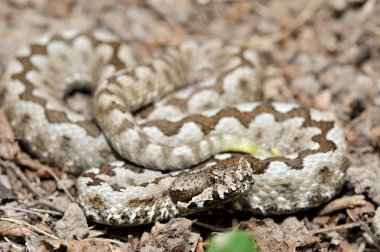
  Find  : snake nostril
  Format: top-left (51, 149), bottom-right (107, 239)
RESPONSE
top-left (319, 166), bottom-right (331, 179)
top-left (239, 78), bottom-right (248, 90)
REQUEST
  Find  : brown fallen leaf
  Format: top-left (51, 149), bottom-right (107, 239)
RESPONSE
top-left (240, 217), bottom-right (319, 252)
top-left (339, 240), bottom-right (359, 252)
top-left (0, 242), bottom-right (24, 252)
top-left (26, 235), bottom-right (132, 252)
top-left (346, 201), bottom-right (376, 221)
top-left (138, 218), bottom-right (200, 252)
top-left (0, 220), bottom-right (33, 237)
top-left (318, 195), bottom-right (367, 216)
top-left (54, 203), bottom-right (89, 240)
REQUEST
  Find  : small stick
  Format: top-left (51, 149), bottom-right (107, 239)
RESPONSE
top-left (309, 222), bottom-right (362, 234)
top-left (318, 195), bottom-right (367, 215)
top-left (0, 206), bottom-right (47, 219)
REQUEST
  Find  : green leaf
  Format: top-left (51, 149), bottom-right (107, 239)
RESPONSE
top-left (208, 230), bottom-right (258, 252)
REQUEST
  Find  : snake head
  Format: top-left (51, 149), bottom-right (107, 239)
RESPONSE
top-left (169, 158), bottom-right (254, 210)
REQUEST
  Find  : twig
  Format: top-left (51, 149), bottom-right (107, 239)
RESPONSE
top-left (33, 199), bottom-right (66, 214)
top-left (3, 236), bottom-right (25, 250)
top-left (43, 168), bottom-right (75, 203)
top-left (0, 206), bottom-right (47, 219)
top-left (0, 206), bottom-right (62, 218)
top-left (309, 222), bottom-right (362, 234)
top-left (27, 207), bottom-right (63, 217)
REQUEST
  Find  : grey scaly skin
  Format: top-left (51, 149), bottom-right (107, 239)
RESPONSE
top-left (2, 31), bottom-right (348, 225)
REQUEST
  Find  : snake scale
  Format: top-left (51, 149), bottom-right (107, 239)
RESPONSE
top-left (1, 31), bottom-right (348, 226)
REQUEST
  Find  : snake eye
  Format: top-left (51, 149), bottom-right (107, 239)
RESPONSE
top-left (107, 216), bottom-right (121, 226)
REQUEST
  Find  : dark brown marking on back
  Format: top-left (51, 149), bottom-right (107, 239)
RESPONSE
top-left (82, 172), bottom-right (105, 186)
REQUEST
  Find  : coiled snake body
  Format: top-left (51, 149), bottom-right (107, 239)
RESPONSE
top-left (2, 31), bottom-right (348, 225)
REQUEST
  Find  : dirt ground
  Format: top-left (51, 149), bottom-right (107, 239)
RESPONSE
top-left (1, 0), bottom-right (380, 251)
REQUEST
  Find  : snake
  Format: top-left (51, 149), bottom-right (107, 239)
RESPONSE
top-left (1, 30), bottom-right (348, 226)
